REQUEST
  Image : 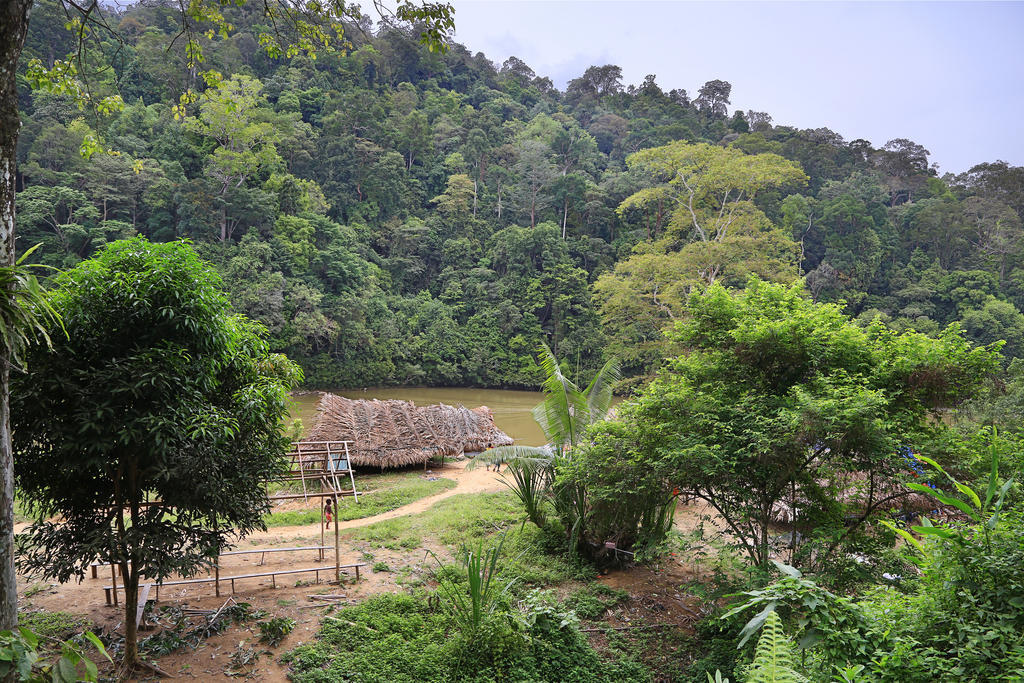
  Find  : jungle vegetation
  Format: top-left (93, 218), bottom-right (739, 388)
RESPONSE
top-left (8, 2), bottom-right (1024, 680)
top-left (12, 0), bottom-right (1024, 392)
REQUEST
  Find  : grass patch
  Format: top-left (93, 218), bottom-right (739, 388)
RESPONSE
top-left (284, 592), bottom-right (650, 682)
top-left (347, 491), bottom-right (595, 587)
top-left (564, 583), bottom-right (629, 620)
top-left (264, 473), bottom-right (456, 527)
top-left (19, 611), bottom-right (91, 641)
top-left (343, 491), bottom-right (522, 548)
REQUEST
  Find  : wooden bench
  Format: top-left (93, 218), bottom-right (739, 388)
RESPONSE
top-left (90, 546), bottom-right (333, 578)
top-left (220, 545), bottom-right (333, 565)
top-left (103, 563), bottom-right (367, 604)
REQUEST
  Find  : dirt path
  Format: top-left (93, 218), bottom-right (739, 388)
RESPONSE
top-left (246, 458), bottom-right (507, 543)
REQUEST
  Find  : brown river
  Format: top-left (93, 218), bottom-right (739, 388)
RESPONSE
top-left (288, 387), bottom-right (549, 446)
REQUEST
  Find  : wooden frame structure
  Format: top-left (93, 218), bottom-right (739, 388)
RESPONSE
top-left (101, 440), bottom-right (362, 609)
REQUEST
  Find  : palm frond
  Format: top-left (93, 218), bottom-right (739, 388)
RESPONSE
top-left (533, 342), bottom-right (588, 449)
top-left (466, 445), bottom-right (553, 471)
top-left (0, 244), bottom-right (64, 370)
top-left (583, 355), bottom-right (621, 423)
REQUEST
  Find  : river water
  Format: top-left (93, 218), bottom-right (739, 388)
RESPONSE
top-left (288, 387), bottom-right (549, 446)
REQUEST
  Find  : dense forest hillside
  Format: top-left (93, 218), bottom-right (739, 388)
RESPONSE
top-left (14, 0), bottom-right (1024, 388)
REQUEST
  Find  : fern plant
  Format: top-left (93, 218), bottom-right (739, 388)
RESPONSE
top-left (745, 611), bottom-right (807, 683)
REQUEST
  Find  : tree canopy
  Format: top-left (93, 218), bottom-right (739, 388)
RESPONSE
top-left (11, 237), bottom-right (301, 671)
top-left (573, 279), bottom-right (1001, 566)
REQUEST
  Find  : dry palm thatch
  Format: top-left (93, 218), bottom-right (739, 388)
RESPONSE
top-left (307, 393), bottom-right (514, 469)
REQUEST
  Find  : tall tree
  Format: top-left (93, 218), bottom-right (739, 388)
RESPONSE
top-left (512, 140), bottom-right (556, 228)
top-left (183, 75), bottom-right (282, 243)
top-left (695, 79), bottom-right (732, 117)
top-left (12, 238), bottom-right (301, 674)
top-left (0, 0), bottom-right (34, 634)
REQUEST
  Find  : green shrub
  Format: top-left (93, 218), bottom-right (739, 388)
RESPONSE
top-left (258, 617), bottom-right (296, 647)
top-left (18, 612), bottom-right (90, 642)
top-left (285, 592), bottom-right (651, 682)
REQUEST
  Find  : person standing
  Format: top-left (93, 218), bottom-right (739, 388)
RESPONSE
top-left (324, 498), bottom-right (335, 530)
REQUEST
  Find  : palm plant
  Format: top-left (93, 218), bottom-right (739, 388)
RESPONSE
top-left (472, 344), bottom-right (619, 545)
top-left (0, 244), bottom-right (63, 368)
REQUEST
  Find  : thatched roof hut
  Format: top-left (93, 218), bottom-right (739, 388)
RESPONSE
top-left (307, 393), bottom-right (514, 468)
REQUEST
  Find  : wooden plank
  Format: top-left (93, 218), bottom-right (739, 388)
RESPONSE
top-left (103, 563), bottom-right (368, 595)
top-left (219, 545), bottom-right (331, 557)
top-left (268, 490), bottom-right (358, 502)
top-left (136, 583), bottom-right (152, 629)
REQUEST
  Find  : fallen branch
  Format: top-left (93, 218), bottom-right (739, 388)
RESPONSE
top-left (581, 626), bottom-right (684, 634)
top-left (135, 658), bottom-right (175, 678)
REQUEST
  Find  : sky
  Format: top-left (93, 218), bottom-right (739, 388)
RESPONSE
top-left (445, 1), bottom-right (1024, 175)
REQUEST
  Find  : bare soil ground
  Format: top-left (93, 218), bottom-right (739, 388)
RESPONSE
top-left (16, 459), bottom-right (510, 682)
top-left (16, 463), bottom-right (718, 681)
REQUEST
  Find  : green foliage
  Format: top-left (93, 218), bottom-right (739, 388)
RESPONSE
top-left (713, 512), bottom-right (1024, 681)
top-left (11, 237), bottom-right (301, 667)
top-left (721, 562), bottom-right (873, 667)
top-left (284, 591), bottom-right (650, 682)
top-left (432, 531), bottom-right (514, 640)
top-left (562, 583), bottom-right (628, 620)
top-left (0, 627), bottom-right (110, 683)
top-left (17, 612), bottom-right (89, 642)
top-left (579, 278), bottom-right (1000, 568)
top-left (258, 617), bottom-right (296, 647)
top-left (0, 244), bottom-right (63, 369)
top-left (745, 612), bottom-right (807, 683)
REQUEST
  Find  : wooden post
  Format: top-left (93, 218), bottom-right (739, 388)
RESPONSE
top-left (333, 492), bottom-right (341, 584)
top-left (214, 519), bottom-right (220, 598)
top-left (320, 495), bottom-right (325, 561)
top-left (110, 564), bottom-right (118, 606)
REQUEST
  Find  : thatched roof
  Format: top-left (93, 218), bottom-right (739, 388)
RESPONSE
top-left (307, 393), bottom-right (514, 468)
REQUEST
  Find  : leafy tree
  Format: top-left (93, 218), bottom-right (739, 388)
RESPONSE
top-left (15, 185), bottom-right (101, 263)
top-left (11, 238), bottom-right (301, 674)
top-left (182, 75), bottom-right (283, 242)
top-left (565, 64), bottom-right (624, 101)
top-left (617, 141), bottom-right (807, 284)
top-left (596, 143), bottom-right (806, 375)
top-left (583, 279), bottom-right (999, 567)
top-left (512, 140), bottom-right (556, 228)
top-left (695, 79), bottom-right (732, 117)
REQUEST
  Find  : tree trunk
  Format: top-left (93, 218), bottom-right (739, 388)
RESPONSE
top-left (121, 464), bottom-right (141, 676)
top-left (562, 197), bottom-right (568, 239)
top-left (121, 564), bottom-right (139, 676)
top-left (0, 0), bottom-right (33, 633)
